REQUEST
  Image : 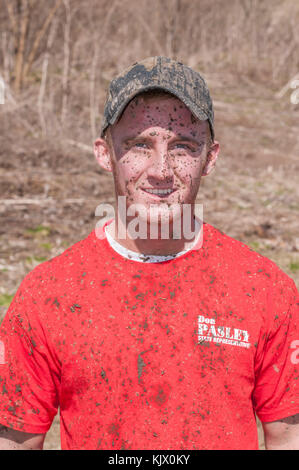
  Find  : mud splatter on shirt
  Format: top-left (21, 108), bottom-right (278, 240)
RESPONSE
top-left (0, 221), bottom-right (298, 449)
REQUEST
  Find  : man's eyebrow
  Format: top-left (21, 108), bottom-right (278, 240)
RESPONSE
top-left (168, 135), bottom-right (205, 145)
top-left (123, 135), bottom-right (152, 144)
top-left (123, 134), bottom-right (204, 145)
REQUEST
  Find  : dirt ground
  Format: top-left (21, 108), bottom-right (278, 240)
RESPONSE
top-left (0, 73), bottom-right (298, 450)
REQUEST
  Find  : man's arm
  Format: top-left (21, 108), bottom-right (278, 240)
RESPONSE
top-left (262, 414), bottom-right (299, 450)
top-left (0, 424), bottom-right (46, 450)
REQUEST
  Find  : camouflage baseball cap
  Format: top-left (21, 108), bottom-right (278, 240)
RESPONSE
top-left (100, 56), bottom-right (215, 141)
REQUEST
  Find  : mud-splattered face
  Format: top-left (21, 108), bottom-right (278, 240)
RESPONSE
top-left (96, 94), bottom-right (219, 225)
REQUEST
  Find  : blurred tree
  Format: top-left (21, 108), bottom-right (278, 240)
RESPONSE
top-left (3, 0), bottom-right (62, 92)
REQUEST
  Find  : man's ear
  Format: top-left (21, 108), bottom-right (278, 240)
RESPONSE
top-left (94, 138), bottom-right (113, 172)
top-left (202, 141), bottom-right (220, 176)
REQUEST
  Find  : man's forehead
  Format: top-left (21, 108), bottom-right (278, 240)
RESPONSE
top-left (128, 92), bottom-right (188, 110)
top-left (113, 93), bottom-right (207, 132)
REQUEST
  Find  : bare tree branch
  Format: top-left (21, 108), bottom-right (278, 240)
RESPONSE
top-left (66, 138), bottom-right (93, 154)
top-left (22, 0), bottom-right (63, 83)
top-left (14, 0), bottom-right (29, 92)
top-left (38, 17), bottom-right (58, 135)
top-left (4, 0), bottom-right (18, 36)
top-left (61, 0), bottom-right (71, 126)
top-left (1, 32), bottom-right (10, 84)
top-left (89, 0), bottom-right (119, 140)
top-left (128, 3), bottom-right (163, 53)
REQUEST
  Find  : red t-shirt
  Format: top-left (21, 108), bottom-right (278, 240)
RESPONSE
top-left (0, 221), bottom-right (298, 450)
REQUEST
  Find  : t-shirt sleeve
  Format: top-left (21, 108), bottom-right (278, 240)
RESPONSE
top-left (0, 270), bottom-right (60, 433)
top-left (253, 269), bottom-right (299, 423)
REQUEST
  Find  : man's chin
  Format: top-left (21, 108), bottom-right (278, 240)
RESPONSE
top-left (143, 210), bottom-right (185, 239)
top-left (147, 207), bottom-right (182, 223)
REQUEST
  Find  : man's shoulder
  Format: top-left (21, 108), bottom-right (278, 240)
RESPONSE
top-left (201, 222), bottom-right (295, 286)
top-left (21, 229), bottom-right (99, 287)
top-left (1, 230), bottom-right (103, 327)
top-left (202, 221), bottom-right (262, 260)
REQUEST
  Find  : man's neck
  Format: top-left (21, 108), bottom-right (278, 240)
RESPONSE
top-left (105, 218), bottom-right (201, 256)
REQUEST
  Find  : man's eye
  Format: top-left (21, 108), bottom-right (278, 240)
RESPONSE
top-left (172, 143), bottom-right (194, 151)
top-left (134, 142), bottom-right (148, 149)
top-left (175, 144), bottom-right (189, 149)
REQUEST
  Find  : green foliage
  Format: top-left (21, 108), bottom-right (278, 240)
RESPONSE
top-left (249, 241), bottom-right (260, 251)
top-left (0, 294), bottom-right (14, 307)
top-left (40, 242), bottom-right (52, 251)
top-left (289, 261), bottom-right (299, 272)
top-left (26, 225), bottom-right (51, 236)
top-left (26, 255), bottom-right (48, 264)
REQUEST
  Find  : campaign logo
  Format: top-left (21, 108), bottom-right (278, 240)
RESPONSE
top-left (198, 315), bottom-right (250, 349)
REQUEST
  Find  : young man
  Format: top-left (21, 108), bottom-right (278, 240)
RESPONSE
top-left (0, 57), bottom-right (298, 450)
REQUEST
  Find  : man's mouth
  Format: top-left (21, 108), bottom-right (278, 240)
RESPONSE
top-left (142, 188), bottom-right (175, 197)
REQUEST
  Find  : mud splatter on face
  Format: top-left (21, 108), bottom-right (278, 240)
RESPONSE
top-left (107, 94), bottom-right (214, 234)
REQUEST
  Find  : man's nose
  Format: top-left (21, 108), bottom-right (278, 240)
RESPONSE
top-left (146, 149), bottom-right (174, 183)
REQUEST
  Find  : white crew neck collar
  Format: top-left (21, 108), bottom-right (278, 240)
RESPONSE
top-left (104, 218), bottom-right (202, 263)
